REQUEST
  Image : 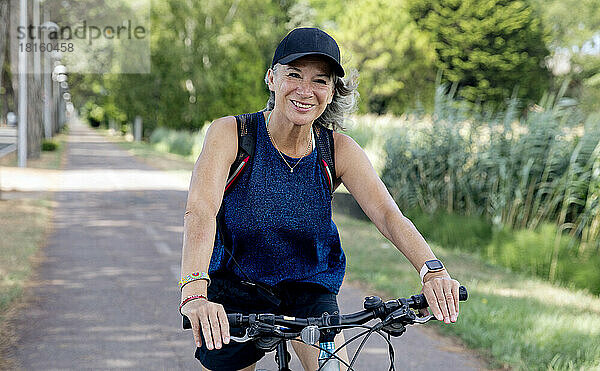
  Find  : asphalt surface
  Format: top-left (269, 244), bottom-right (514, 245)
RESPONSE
top-left (9, 122), bottom-right (487, 370)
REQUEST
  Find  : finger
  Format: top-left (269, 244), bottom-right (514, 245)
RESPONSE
top-left (217, 305), bottom-right (230, 344)
top-left (452, 282), bottom-right (460, 320)
top-left (432, 280), bottom-right (451, 324)
top-left (208, 308), bottom-right (223, 349)
top-left (199, 311), bottom-right (214, 350)
top-left (189, 315), bottom-right (202, 348)
top-left (423, 284), bottom-right (442, 321)
top-left (443, 281), bottom-right (457, 323)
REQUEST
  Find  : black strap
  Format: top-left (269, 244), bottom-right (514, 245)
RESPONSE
top-left (314, 123), bottom-right (339, 195)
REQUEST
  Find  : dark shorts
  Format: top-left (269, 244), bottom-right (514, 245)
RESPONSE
top-left (195, 274), bottom-right (339, 371)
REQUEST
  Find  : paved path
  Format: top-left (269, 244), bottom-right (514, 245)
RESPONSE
top-left (7, 122), bottom-right (486, 370)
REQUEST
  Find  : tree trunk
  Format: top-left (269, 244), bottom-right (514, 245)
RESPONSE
top-left (27, 51), bottom-right (42, 159)
top-left (0, 0), bottom-right (9, 114)
top-left (0, 0), bottom-right (8, 200)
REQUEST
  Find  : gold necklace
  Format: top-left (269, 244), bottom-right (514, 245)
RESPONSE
top-left (266, 111), bottom-right (312, 173)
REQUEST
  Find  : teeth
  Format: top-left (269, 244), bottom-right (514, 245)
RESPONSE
top-left (292, 101), bottom-right (312, 109)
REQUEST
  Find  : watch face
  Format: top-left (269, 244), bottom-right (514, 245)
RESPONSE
top-left (426, 259), bottom-right (444, 270)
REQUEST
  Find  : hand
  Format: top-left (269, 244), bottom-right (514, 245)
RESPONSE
top-left (180, 298), bottom-right (230, 350)
top-left (421, 274), bottom-right (460, 324)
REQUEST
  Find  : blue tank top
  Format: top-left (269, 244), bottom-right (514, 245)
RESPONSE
top-left (208, 111), bottom-right (346, 294)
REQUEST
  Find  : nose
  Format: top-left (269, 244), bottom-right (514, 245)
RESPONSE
top-left (296, 79), bottom-right (313, 97)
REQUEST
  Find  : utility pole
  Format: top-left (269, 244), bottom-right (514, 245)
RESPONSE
top-left (18, 0), bottom-right (28, 167)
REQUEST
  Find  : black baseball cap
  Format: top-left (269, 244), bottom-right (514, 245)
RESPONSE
top-left (272, 27), bottom-right (345, 77)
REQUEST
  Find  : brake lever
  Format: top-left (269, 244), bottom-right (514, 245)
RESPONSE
top-left (413, 313), bottom-right (434, 324)
top-left (230, 328), bottom-right (252, 343)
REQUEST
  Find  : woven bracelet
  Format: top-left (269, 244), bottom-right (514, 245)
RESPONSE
top-left (179, 295), bottom-right (207, 315)
top-left (179, 271), bottom-right (211, 290)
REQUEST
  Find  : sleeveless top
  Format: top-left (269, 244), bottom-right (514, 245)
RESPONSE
top-left (207, 111), bottom-right (346, 294)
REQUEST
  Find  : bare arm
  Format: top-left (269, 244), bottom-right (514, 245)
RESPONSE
top-left (180, 116), bottom-right (238, 349)
top-left (334, 132), bottom-right (460, 323)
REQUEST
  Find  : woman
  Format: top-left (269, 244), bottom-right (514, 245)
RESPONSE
top-left (180, 27), bottom-right (460, 371)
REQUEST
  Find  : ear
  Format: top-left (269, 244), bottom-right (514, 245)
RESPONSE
top-left (267, 69), bottom-right (276, 92)
top-left (327, 85), bottom-right (334, 105)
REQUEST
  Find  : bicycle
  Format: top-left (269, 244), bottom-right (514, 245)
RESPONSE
top-left (183, 285), bottom-right (468, 371)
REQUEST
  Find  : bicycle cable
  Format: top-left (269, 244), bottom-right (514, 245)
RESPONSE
top-left (309, 323), bottom-right (382, 370)
top-left (349, 323), bottom-right (383, 369)
top-left (295, 321), bottom-right (398, 371)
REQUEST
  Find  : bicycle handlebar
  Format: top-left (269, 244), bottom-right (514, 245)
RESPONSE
top-left (182, 286), bottom-right (467, 330)
top-left (408, 284), bottom-right (468, 309)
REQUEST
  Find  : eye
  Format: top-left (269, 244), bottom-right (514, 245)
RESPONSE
top-left (287, 72), bottom-right (301, 78)
top-left (314, 79), bottom-right (328, 85)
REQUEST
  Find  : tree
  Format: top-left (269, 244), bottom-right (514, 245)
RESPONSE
top-left (531, 0), bottom-right (600, 113)
top-left (327, 0), bottom-right (437, 114)
top-left (408, 0), bottom-right (551, 106)
top-left (72, 0), bottom-right (293, 133)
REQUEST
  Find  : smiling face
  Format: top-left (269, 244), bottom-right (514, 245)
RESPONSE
top-left (267, 56), bottom-right (335, 127)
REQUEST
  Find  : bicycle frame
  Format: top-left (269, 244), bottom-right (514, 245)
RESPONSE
top-left (275, 340), bottom-right (292, 371)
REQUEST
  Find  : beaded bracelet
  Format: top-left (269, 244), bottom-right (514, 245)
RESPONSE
top-left (179, 271), bottom-right (211, 290)
top-left (179, 295), bottom-right (207, 315)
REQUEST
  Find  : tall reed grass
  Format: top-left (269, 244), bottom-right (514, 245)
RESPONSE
top-left (375, 85), bottom-right (600, 293)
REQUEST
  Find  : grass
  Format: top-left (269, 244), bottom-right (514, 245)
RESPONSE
top-left (98, 128), bottom-right (195, 171)
top-left (0, 196), bottom-right (54, 370)
top-left (0, 133), bottom-right (67, 170)
top-left (0, 134), bottom-right (65, 368)
top-left (334, 211), bottom-right (600, 370)
top-left (0, 198), bottom-right (53, 315)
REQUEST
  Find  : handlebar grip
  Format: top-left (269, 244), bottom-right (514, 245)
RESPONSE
top-left (183, 315), bottom-right (191, 329)
top-left (182, 313), bottom-right (242, 330)
top-left (410, 285), bottom-right (468, 310)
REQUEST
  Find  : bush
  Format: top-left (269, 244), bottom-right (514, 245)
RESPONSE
top-left (87, 104), bottom-right (105, 127)
top-left (405, 208), bottom-right (493, 253)
top-left (405, 206), bottom-right (600, 294)
top-left (149, 127), bottom-right (195, 157)
top-left (41, 139), bottom-right (59, 151)
top-left (486, 223), bottom-right (560, 278)
top-left (486, 222), bottom-right (600, 294)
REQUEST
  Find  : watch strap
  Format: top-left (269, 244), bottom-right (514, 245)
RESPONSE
top-left (420, 259), bottom-right (445, 285)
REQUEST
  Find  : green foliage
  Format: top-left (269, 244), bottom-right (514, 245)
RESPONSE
top-left (379, 86), bottom-right (600, 292)
top-left (82, 101), bottom-right (106, 127)
top-left (149, 127), bottom-right (193, 157)
top-left (148, 126), bottom-right (208, 160)
top-left (487, 223), bottom-right (563, 279)
top-left (326, 0), bottom-right (438, 114)
top-left (530, 0), bottom-right (600, 114)
top-left (41, 139), bottom-right (59, 152)
top-left (408, 0), bottom-right (551, 106)
top-left (485, 223), bottom-right (600, 294)
top-left (405, 209), bottom-right (492, 253)
top-left (71, 0), bottom-right (292, 133)
top-left (382, 85), bottom-right (600, 235)
top-left (397, 207), bottom-right (600, 295)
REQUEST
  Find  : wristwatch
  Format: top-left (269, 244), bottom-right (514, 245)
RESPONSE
top-left (419, 259), bottom-right (445, 285)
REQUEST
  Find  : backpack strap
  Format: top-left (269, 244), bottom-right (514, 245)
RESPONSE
top-left (314, 123), bottom-right (339, 196)
top-left (224, 112), bottom-right (258, 194)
